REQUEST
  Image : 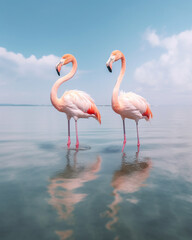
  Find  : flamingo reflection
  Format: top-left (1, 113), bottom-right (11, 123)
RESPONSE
top-left (48, 151), bottom-right (102, 239)
top-left (104, 151), bottom-right (152, 231)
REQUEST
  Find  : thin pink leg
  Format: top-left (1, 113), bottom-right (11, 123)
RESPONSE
top-left (136, 121), bottom-right (140, 150)
top-left (75, 120), bottom-right (79, 149)
top-left (122, 119), bottom-right (126, 152)
top-left (67, 119), bottom-right (71, 148)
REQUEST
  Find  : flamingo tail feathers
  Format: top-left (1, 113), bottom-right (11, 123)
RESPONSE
top-left (87, 104), bottom-right (101, 124)
top-left (142, 104), bottom-right (153, 120)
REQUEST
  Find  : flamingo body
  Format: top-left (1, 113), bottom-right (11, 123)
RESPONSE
top-left (60, 90), bottom-right (101, 122)
top-left (51, 54), bottom-right (101, 149)
top-left (117, 91), bottom-right (153, 121)
top-left (106, 50), bottom-right (152, 151)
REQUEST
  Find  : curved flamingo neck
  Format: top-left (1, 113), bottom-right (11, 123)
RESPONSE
top-left (112, 54), bottom-right (126, 111)
top-left (50, 58), bottom-right (77, 111)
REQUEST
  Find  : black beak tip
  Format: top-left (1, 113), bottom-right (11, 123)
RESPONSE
top-left (107, 66), bottom-right (112, 73)
top-left (56, 68), bottom-right (60, 76)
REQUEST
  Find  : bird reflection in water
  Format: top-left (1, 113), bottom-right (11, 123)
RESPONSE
top-left (104, 151), bottom-right (152, 232)
top-left (48, 150), bottom-right (102, 240)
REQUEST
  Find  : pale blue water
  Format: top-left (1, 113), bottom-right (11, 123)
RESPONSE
top-left (0, 106), bottom-right (192, 240)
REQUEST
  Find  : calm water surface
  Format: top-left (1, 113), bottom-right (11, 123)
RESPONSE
top-left (0, 106), bottom-right (192, 240)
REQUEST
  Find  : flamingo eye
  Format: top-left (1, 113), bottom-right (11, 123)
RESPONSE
top-left (111, 55), bottom-right (115, 62)
top-left (60, 58), bottom-right (65, 64)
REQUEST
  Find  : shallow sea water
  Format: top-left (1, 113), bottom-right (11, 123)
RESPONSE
top-left (0, 106), bottom-right (192, 240)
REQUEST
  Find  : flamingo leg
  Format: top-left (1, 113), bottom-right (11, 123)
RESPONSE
top-left (67, 119), bottom-right (71, 148)
top-left (122, 119), bottom-right (126, 152)
top-left (75, 120), bottom-right (79, 149)
top-left (136, 121), bottom-right (140, 151)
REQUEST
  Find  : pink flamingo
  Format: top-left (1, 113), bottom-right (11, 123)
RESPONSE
top-left (106, 50), bottom-right (153, 152)
top-left (51, 54), bottom-right (101, 149)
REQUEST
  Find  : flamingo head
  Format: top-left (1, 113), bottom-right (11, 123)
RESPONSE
top-left (56, 54), bottom-right (74, 76)
top-left (106, 50), bottom-right (123, 73)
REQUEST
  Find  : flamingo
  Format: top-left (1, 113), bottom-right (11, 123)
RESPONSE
top-left (51, 54), bottom-right (101, 149)
top-left (106, 50), bottom-right (153, 152)
top-left (104, 153), bottom-right (151, 231)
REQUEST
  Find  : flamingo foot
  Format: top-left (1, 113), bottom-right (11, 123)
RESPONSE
top-left (122, 137), bottom-right (126, 152)
top-left (122, 145), bottom-right (125, 152)
top-left (137, 139), bottom-right (140, 153)
top-left (67, 143), bottom-right (71, 149)
top-left (67, 137), bottom-right (71, 149)
top-left (137, 144), bottom-right (140, 153)
top-left (76, 141), bottom-right (79, 149)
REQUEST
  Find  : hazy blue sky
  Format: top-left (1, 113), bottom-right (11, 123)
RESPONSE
top-left (1, 0), bottom-right (192, 105)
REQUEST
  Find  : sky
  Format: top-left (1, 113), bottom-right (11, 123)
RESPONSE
top-left (0, 0), bottom-right (192, 106)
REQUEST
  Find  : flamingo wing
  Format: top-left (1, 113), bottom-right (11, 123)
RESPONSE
top-left (119, 91), bottom-right (152, 120)
top-left (62, 90), bottom-right (101, 123)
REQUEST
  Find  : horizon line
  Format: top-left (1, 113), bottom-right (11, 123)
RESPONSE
top-left (0, 103), bottom-right (112, 107)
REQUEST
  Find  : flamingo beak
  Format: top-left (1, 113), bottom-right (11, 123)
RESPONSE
top-left (107, 63), bottom-right (112, 73)
top-left (56, 59), bottom-right (65, 76)
top-left (56, 63), bottom-right (62, 76)
top-left (106, 56), bottom-right (114, 73)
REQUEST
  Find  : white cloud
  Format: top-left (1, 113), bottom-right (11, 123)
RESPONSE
top-left (0, 47), bottom-right (85, 104)
top-left (0, 47), bottom-right (60, 83)
top-left (0, 47), bottom-right (61, 104)
top-left (145, 29), bottom-right (160, 47)
top-left (135, 29), bottom-right (192, 96)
